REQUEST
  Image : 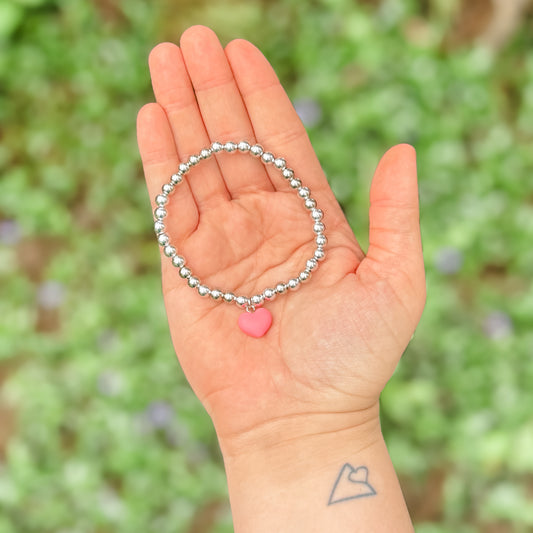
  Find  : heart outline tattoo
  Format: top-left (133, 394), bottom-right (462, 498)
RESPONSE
top-left (328, 463), bottom-right (377, 506)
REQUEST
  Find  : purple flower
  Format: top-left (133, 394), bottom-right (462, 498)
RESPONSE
top-left (0, 219), bottom-right (22, 246)
top-left (37, 280), bottom-right (65, 309)
top-left (144, 401), bottom-right (174, 430)
top-left (294, 98), bottom-right (322, 128)
top-left (434, 247), bottom-right (463, 275)
top-left (483, 311), bottom-right (513, 340)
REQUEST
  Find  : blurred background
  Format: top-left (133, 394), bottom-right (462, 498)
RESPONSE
top-left (1, 0), bottom-right (533, 531)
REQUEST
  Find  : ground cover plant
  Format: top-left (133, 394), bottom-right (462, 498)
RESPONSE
top-left (1, 0), bottom-right (532, 531)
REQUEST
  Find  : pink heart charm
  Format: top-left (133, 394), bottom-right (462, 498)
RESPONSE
top-left (238, 307), bottom-right (273, 338)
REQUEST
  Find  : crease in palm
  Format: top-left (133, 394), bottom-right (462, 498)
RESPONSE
top-left (176, 183), bottom-right (356, 293)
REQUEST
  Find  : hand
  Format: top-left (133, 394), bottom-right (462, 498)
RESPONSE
top-left (137, 25), bottom-right (425, 459)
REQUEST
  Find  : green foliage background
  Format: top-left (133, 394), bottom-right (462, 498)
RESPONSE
top-left (1, 0), bottom-right (532, 531)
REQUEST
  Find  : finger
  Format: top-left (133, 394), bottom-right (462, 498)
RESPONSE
top-left (149, 41), bottom-right (231, 211)
top-left (224, 39), bottom-right (341, 212)
top-left (137, 102), bottom-right (199, 243)
top-left (366, 144), bottom-right (425, 294)
top-left (179, 25), bottom-right (274, 196)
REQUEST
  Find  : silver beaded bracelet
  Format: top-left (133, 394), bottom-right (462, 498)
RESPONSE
top-left (153, 140), bottom-right (326, 338)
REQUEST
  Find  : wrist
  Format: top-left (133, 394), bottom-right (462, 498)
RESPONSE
top-left (218, 402), bottom-right (381, 469)
top-left (219, 410), bottom-right (413, 533)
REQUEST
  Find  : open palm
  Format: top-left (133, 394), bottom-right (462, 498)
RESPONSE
top-left (137, 26), bottom-right (425, 455)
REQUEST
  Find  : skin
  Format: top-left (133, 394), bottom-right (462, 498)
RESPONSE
top-left (137, 25), bottom-right (425, 532)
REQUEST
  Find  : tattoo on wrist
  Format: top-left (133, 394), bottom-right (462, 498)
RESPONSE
top-left (328, 463), bottom-right (377, 506)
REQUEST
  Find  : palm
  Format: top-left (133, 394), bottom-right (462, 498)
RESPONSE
top-left (137, 26), bottom-right (425, 448)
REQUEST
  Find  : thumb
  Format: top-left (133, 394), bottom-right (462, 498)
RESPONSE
top-left (365, 144), bottom-right (425, 295)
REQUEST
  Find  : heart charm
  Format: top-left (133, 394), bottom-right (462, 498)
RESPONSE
top-left (238, 307), bottom-right (272, 338)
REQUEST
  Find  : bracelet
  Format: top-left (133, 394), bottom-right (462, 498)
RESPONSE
top-left (153, 141), bottom-right (326, 338)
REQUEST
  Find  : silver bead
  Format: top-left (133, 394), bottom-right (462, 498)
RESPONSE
top-left (189, 154), bottom-right (200, 166)
top-left (200, 148), bottom-right (211, 159)
top-left (235, 295), bottom-right (248, 308)
top-left (238, 141), bottom-right (251, 152)
top-left (172, 255), bottom-right (185, 268)
top-left (154, 207), bottom-right (167, 220)
top-left (251, 294), bottom-right (264, 306)
top-left (263, 288), bottom-right (276, 301)
top-left (223, 292), bottom-right (235, 303)
top-left (157, 233), bottom-right (170, 246)
top-left (274, 158), bottom-right (286, 169)
top-left (261, 152), bottom-right (274, 164)
top-left (162, 183), bottom-right (174, 194)
top-left (313, 222), bottom-right (325, 233)
top-left (298, 187), bottom-right (310, 199)
top-left (224, 141), bottom-right (237, 153)
top-left (289, 178), bottom-right (302, 189)
top-left (282, 168), bottom-right (294, 179)
top-left (188, 276), bottom-right (200, 288)
top-left (154, 220), bottom-right (165, 234)
top-left (179, 162), bottom-right (189, 173)
top-left (287, 278), bottom-right (300, 291)
top-left (316, 234), bottom-right (327, 247)
top-left (155, 194), bottom-right (168, 206)
top-left (211, 141), bottom-right (224, 153)
top-left (179, 266), bottom-right (191, 279)
top-left (171, 173), bottom-right (183, 185)
top-left (275, 282), bottom-right (287, 294)
top-left (311, 208), bottom-right (323, 221)
top-left (164, 245), bottom-right (176, 257)
top-left (314, 248), bottom-right (326, 261)
top-left (299, 270), bottom-right (311, 283)
top-left (250, 144), bottom-right (263, 157)
top-left (210, 289), bottom-right (223, 300)
top-left (305, 198), bottom-right (317, 210)
top-left (197, 285), bottom-right (210, 297)
top-left (306, 258), bottom-right (318, 271)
